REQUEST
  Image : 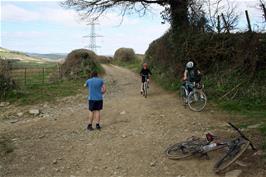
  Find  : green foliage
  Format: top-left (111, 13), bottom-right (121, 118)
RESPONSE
top-left (145, 30), bottom-right (266, 152)
top-left (114, 48), bottom-right (136, 62)
top-left (61, 48), bottom-right (104, 79)
top-left (5, 79), bottom-right (85, 105)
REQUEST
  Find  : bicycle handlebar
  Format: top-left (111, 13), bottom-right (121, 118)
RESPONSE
top-left (228, 122), bottom-right (256, 150)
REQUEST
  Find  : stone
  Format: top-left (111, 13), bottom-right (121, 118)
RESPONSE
top-left (247, 124), bottom-right (261, 129)
top-left (17, 112), bottom-right (24, 117)
top-left (121, 134), bottom-right (127, 138)
top-left (39, 167), bottom-right (46, 171)
top-left (9, 119), bottom-right (19, 124)
top-left (0, 102), bottom-right (10, 107)
top-left (225, 170), bottom-right (242, 177)
top-left (52, 159), bottom-right (58, 164)
top-left (150, 161), bottom-right (156, 167)
top-left (120, 111), bottom-right (126, 115)
top-left (29, 109), bottom-right (40, 116)
top-left (39, 135), bottom-right (45, 139)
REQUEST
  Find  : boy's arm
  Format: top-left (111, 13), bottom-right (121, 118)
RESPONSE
top-left (183, 70), bottom-right (188, 80)
top-left (84, 80), bottom-right (88, 88)
top-left (101, 84), bottom-right (106, 94)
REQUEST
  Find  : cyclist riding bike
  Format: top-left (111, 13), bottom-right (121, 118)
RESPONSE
top-left (183, 61), bottom-right (202, 93)
top-left (140, 63), bottom-right (152, 95)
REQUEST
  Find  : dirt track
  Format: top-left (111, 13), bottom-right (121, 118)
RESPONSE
top-left (0, 64), bottom-right (264, 177)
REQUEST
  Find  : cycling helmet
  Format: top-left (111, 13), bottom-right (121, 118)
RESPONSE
top-left (143, 63), bottom-right (148, 67)
top-left (186, 61), bottom-right (194, 69)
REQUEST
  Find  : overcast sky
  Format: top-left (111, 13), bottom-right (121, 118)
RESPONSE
top-left (1, 0), bottom-right (265, 55)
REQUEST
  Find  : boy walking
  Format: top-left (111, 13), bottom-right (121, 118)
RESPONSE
top-left (84, 71), bottom-right (106, 131)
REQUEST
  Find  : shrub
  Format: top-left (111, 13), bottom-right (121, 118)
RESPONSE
top-left (60, 49), bottom-right (103, 79)
top-left (114, 48), bottom-right (136, 62)
top-left (0, 59), bottom-right (16, 99)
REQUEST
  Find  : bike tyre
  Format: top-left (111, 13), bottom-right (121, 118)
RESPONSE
top-left (214, 140), bottom-right (250, 173)
top-left (188, 90), bottom-right (207, 112)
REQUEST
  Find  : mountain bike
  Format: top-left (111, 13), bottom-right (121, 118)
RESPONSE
top-left (165, 122), bottom-right (256, 173)
top-left (142, 75), bottom-right (149, 98)
top-left (180, 81), bottom-right (207, 112)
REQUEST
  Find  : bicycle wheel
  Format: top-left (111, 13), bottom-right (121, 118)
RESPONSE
top-left (143, 82), bottom-right (148, 98)
top-left (188, 90), bottom-right (207, 112)
top-left (179, 86), bottom-right (187, 106)
top-left (165, 138), bottom-right (206, 160)
top-left (214, 139), bottom-right (250, 173)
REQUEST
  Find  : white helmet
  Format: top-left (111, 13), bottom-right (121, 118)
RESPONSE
top-left (186, 61), bottom-right (194, 69)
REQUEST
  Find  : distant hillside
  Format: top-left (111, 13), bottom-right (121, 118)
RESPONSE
top-left (26, 53), bottom-right (66, 60)
top-left (0, 47), bottom-right (59, 67)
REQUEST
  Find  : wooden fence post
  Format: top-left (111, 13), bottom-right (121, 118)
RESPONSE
top-left (221, 13), bottom-right (230, 33)
top-left (245, 10), bottom-right (252, 32)
top-left (217, 15), bottom-right (221, 33)
top-left (42, 68), bottom-right (45, 84)
top-left (24, 68), bottom-right (27, 85)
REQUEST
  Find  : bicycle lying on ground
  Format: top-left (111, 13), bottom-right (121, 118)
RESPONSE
top-left (165, 122), bottom-right (256, 173)
top-left (142, 75), bottom-right (149, 98)
top-left (180, 81), bottom-right (207, 112)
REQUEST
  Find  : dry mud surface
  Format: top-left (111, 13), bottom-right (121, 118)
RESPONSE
top-left (0, 64), bottom-right (265, 177)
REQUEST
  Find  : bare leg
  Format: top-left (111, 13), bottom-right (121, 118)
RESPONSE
top-left (140, 83), bottom-right (143, 92)
top-left (88, 111), bottom-right (94, 125)
top-left (94, 111), bottom-right (100, 124)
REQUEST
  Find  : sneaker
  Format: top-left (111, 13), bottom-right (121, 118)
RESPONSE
top-left (96, 124), bottom-right (101, 130)
top-left (87, 124), bottom-right (94, 131)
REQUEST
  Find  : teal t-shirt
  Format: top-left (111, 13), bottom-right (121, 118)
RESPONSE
top-left (85, 77), bottom-right (104, 101)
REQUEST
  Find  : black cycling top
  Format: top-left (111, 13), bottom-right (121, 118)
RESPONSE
top-left (140, 68), bottom-right (152, 76)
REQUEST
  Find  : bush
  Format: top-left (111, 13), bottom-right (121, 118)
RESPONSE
top-left (114, 48), bottom-right (136, 62)
top-left (61, 49), bottom-right (103, 79)
top-left (0, 59), bottom-right (16, 99)
top-left (97, 55), bottom-right (112, 63)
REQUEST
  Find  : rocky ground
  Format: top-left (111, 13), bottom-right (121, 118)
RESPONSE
top-left (0, 64), bottom-right (265, 177)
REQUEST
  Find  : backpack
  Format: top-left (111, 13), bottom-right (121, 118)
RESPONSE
top-left (188, 68), bottom-right (201, 83)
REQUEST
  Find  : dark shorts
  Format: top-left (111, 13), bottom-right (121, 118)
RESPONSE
top-left (141, 76), bottom-right (149, 83)
top-left (88, 100), bottom-right (103, 111)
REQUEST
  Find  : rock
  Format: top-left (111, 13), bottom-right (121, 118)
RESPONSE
top-left (0, 165), bottom-right (2, 169)
top-left (9, 119), bottom-right (19, 124)
top-left (235, 160), bottom-right (248, 167)
top-left (121, 134), bottom-right (127, 138)
top-left (0, 102), bottom-right (10, 107)
top-left (225, 170), bottom-right (242, 177)
top-left (39, 135), bottom-right (45, 139)
top-left (39, 167), bottom-right (46, 171)
top-left (17, 112), bottom-right (24, 117)
top-left (120, 111), bottom-right (126, 115)
top-left (52, 159), bottom-right (58, 164)
top-left (247, 124), bottom-right (261, 129)
top-left (150, 161), bottom-right (156, 167)
top-left (29, 109), bottom-right (40, 116)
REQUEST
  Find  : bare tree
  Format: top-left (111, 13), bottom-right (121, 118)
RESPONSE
top-left (204, 0), bottom-right (239, 33)
top-left (62, 0), bottom-right (191, 31)
top-left (259, 0), bottom-right (266, 22)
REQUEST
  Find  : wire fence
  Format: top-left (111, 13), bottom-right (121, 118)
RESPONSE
top-left (10, 65), bottom-right (62, 86)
